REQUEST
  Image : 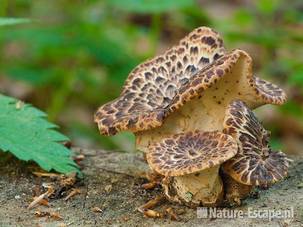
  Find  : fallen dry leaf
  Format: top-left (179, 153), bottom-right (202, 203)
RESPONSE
top-left (28, 187), bottom-right (54, 210)
top-left (58, 223), bottom-right (67, 227)
top-left (32, 172), bottom-right (60, 178)
top-left (74, 154), bottom-right (85, 162)
top-left (142, 182), bottom-right (157, 190)
top-left (34, 210), bottom-right (63, 220)
top-left (122, 216), bottom-right (130, 222)
top-left (143, 209), bottom-right (163, 218)
top-left (32, 197), bottom-right (49, 207)
top-left (59, 173), bottom-right (77, 188)
top-left (34, 210), bottom-right (49, 218)
top-left (104, 185), bottom-right (112, 193)
top-left (91, 207), bottom-right (103, 213)
top-left (166, 207), bottom-right (179, 221)
top-left (50, 212), bottom-right (63, 220)
top-left (64, 188), bottom-right (81, 201)
top-left (15, 100), bottom-right (24, 109)
top-left (138, 195), bottom-right (165, 213)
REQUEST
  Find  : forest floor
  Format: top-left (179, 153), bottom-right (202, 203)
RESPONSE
top-left (0, 148), bottom-right (302, 227)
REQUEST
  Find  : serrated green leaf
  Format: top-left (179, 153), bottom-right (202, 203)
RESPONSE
top-left (0, 17), bottom-right (31, 26)
top-left (0, 94), bottom-right (80, 174)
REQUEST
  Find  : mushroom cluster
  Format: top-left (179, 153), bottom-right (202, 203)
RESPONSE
top-left (94, 27), bottom-right (290, 207)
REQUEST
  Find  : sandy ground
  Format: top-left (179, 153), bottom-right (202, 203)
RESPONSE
top-left (0, 148), bottom-right (302, 227)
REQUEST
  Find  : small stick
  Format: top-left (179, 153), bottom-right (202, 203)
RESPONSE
top-left (32, 172), bottom-right (60, 178)
top-left (64, 188), bottom-right (81, 201)
top-left (32, 197), bottom-right (49, 207)
top-left (50, 212), bottom-right (63, 220)
top-left (28, 192), bottom-right (48, 210)
top-left (28, 187), bottom-right (54, 210)
top-left (143, 209), bottom-right (163, 218)
top-left (142, 182), bottom-right (158, 190)
top-left (137, 195), bottom-right (165, 213)
top-left (166, 207), bottom-right (179, 221)
top-left (91, 207), bottom-right (103, 213)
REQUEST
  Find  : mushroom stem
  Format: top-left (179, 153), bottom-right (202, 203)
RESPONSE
top-left (163, 166), bottom-right (223, 207)
top-left (222, 173), bottom-right (253, 206)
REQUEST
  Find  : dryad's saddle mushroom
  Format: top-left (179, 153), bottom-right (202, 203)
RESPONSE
top-left (146, 130), bottom-right (237, 206)
top-left (95, 27), bottom-right (290, 207)
top-left (222, 100), bottom-right (291, 205)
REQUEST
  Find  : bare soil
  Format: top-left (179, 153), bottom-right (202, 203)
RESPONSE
top-left (0, 148), bottom-right (302, 227)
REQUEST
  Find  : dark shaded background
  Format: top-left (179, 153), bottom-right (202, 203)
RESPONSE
top-left (0, 0), bottom-right (302, 154)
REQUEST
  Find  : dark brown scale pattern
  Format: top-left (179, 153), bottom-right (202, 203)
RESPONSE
top-left (95, 27), bottom-right (226, 135)
top-left (95, 26), bottom-right (287, 136)
top-left (223, 100), bottom-right (290, 187)
top-left (146, 131), bottom-right (237, 176)
top-left (166, 50), bottom-right (241, 112)
top-left (250, 76), bottom-right (287, 105)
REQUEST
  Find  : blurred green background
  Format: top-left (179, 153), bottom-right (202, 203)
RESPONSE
top-left (0, 0), bottom-right (302, 154)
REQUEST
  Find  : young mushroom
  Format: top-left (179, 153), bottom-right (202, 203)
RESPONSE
top-left (146, 130), bottom-right (237, 207)
top-left (222, 100), bottom-right (291, 205)
top-left (94, 26), bottom-right (288, 207)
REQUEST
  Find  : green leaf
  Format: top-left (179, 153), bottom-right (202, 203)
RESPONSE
top-left (0, 94), bottom-right (80, 174)
top-left (255, 0), bottom-right (281, 15)
top-left (279, 100), bottom-right (303, 117)
top-left (0, 17), bottom-right (31, 26)
top-left (6, 67), bottom-right (60, 86)
top-left (288, 67), bottom-right (303, 87)
top-left (232, 9), bottom-right (254, 26)
top-left (107, 0), bottom-right (195, 13)
top-left (269, 137), bottom-right (284, 151)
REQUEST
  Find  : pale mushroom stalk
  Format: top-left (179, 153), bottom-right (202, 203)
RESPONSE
top-left (162, 166), bottom-right (223, 207)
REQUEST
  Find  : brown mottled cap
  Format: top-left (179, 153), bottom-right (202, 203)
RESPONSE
top-left (250, 76), bottom-right (286, 105)
top-left (146, 130), bottom-right (238, 176)
top-left (222, 100), bottom-right (290, 187)
top-left (94, 26), bottom-right (286, 136)
top-left (94, 27), bottom-right (226, 136)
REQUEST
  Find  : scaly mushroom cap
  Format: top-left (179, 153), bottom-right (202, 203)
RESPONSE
top-left (146, 130), bottom-right (237, 177)
top-left (222, 100), bottom-right (290, 187)
top-left (94, 27), bottom-right (286, 136)
top-left (95, 27), bottom-right (225, 135)
top-left (251, 76), bottom-right (286, 105)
